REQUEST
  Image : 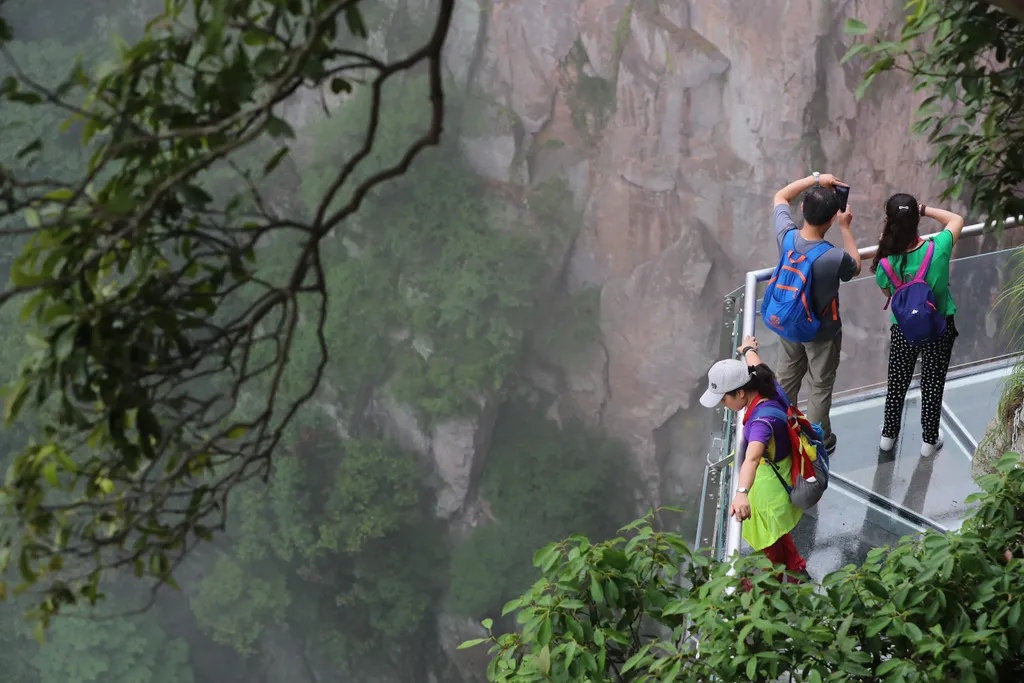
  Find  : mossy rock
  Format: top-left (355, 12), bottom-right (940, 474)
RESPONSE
top-left (973, 376), bottom-right (1024, 480)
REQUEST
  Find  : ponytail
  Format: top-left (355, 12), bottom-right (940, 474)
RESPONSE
top-left (871, 193), bottom-right (920, 274)
top-left (727, 364), bottom-right (778, 400)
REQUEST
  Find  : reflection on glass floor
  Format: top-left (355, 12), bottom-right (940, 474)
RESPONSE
top-left (941, 364), bottom-right (1017, 443)
top-left (738, 359), bottom-right (1017, 579)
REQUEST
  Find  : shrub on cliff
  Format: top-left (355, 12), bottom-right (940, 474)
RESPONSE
top-left (847, 0), bottom-right (1024, 224)
top-left (448, 402), bottom-right (637, 618)
top-left (464, 451), bottom-right (1024, 682)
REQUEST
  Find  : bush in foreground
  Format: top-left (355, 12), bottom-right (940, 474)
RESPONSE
top-left (463, 452), bottom-right (1024, 682)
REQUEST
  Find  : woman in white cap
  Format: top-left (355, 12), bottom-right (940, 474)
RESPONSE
top-left (700, 334), bottom-right (808, 581)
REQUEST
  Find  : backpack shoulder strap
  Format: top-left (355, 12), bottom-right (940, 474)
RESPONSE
top-left (782, 228), bottom-right (797, 255)
top-left (910, 241), bottom-right (935, 283)
top-left (803, 241), bottom-right (833, 263)
top-left (757, 435), bottom-right (793, 493)
top-left (751, 405), bottom-right (789, 423)
top-left (751, 403), bottom-right (803, 489)
top-left (879, 255), bottom-right (903, 288)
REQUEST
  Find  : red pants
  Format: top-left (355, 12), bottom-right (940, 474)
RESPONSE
top-left (739, 533), bottom-right (808, 592)
top-left (763, 532), bottom-right (807, 582)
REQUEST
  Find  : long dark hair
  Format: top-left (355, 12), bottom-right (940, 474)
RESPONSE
top-left (871, 193), bottom-right (920, 273)
top-left (727, 364), bottom-right (778, 400)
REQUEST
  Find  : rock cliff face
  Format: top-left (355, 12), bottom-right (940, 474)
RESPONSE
top-left (432, 0), bottom-right (960, 503)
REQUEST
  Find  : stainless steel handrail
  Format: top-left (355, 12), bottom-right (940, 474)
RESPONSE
top-left (723, 214), bottom-right (1024, 562)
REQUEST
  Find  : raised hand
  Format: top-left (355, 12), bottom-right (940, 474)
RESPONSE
top-left (818, 173), bottom-right (845, 188)
top-left (838, 203), bottom-right (853, 229)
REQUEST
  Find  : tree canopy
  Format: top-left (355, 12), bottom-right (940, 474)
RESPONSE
top-left (845, 0), bottom-right (1024, 224)
top-left (0, 12), bottom-right (643, 683)
top-left (0, 0), bottom-right (455, 625)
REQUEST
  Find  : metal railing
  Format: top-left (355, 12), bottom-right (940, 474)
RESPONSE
top-left (716, 214), bottom-right (1024, 562)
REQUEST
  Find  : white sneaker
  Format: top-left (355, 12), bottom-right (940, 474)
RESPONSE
top-left (921, 429), bottom-right (945, 457)
top-left (880, 435), bottom-right (896, 452)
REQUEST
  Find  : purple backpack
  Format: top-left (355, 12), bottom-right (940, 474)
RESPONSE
top-left (879, 241), bottom-right (947, 345)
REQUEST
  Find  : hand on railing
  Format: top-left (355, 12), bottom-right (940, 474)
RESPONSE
top-left (738, 335), bottom-right (761, 366)
top-left (730, 496), bottom-right (751, 522)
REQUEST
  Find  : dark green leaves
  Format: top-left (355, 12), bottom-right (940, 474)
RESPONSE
top-left (466, 457), bottom-right (1024, 682)
top-left (844, 1), bottom-right (1024, 225)
top-left (262, 147), bottom-right (290, 176)
top-left (0, 0), bottom-right (457, 637)
top-left (457, 638), bottom-right (488, 650)
top-left (15, 138), bottom-right (43, 159)
top-left (330, 77), bottom-right (352, 94)
top-left (844, 18), bottom-right (869, 35)
top-left (264, 115), bottom-right (294, 139)
top-left (252, 48), bottom-right (285, 76)
top-left (345, 5), bottom-right (368, 39)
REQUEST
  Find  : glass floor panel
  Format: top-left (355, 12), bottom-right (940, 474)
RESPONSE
top-left (828, 393), bottom-right (977, 530)
top-left (941, 364), bottom-right (1018, 443)
top-left (793, 485), bottom-right (921, 578)
top-left (735, 360), bottom-right (1018, 580)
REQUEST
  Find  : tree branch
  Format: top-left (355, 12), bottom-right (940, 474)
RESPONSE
top-left (982, 0), bottom-right (1024, 24)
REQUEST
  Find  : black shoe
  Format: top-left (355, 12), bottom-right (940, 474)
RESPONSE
top-left (824, 433), bottom-right (837, 455)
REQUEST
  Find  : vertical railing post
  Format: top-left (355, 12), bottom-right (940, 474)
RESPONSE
top-left (697, 290), bottom-right (741, 553)
top-left (725, 272), bottom-right (759, 562)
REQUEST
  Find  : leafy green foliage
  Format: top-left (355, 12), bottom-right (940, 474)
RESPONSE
top-left (0, 0), bottom-right (456, 625)
top-left (448, 402), bottom-right (636, 617)
top-left (318, 439), bottom-right (423, 553)
top-left (844, 1), bottom-right (1024, 224)
top-left (299, 81), bottom-right (558, 424)
top-left (191, 436), bottom-right (446, 677)
top-left (0, 39), bottom-right (104, 180)
top-left (468, 452), bottom-right (1024, 682)
top-left (32, 609), bottom-right (194, 683)
top-left (190, 555), bottom-right (291, 655)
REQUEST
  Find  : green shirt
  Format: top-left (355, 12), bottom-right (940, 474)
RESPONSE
top-left (875, 229), bottom-right (956, 324)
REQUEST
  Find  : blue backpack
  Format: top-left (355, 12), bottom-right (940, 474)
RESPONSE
top-left (761, 230), bottom-right (833, 343)
top-left (879, 240), bottom-right (946, 345)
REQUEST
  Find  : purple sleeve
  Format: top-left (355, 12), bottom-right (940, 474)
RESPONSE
top-left (746, 419), bottom-right (773, 447)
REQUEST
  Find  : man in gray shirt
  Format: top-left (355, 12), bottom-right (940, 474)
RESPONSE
top-left (771, 172), bottom-right (861, 453)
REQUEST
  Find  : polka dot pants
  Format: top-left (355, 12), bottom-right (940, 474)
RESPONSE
top-left (881, 316), bottom-right (958, 445)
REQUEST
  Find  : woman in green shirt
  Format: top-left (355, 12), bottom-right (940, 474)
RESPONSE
top-left (871, 193), bottom-right (964, 457)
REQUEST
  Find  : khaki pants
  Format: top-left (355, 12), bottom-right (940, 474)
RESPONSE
top-left (775, 332), bottom-right (842, 445)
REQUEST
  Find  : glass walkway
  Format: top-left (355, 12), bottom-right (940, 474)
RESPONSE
top-left (696, 216), bottom-right (1024, 577)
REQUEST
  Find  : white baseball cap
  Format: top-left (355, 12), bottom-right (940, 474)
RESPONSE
top-left (699, 359), bottom-right (751, 408)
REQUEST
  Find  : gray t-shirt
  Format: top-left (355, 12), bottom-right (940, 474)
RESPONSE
top-left (773, 205), bottom-right (858, 341)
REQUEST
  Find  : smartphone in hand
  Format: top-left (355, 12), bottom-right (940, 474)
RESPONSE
top-left (835, 185), bottom-right (850, 212)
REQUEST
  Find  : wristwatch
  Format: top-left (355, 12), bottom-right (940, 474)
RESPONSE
top-left (740, 345), bottom-right (756, 356)
top-left (812, 171), bottom-right (821, 186)
top-left (737, 487), bottom-right (750, 494)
